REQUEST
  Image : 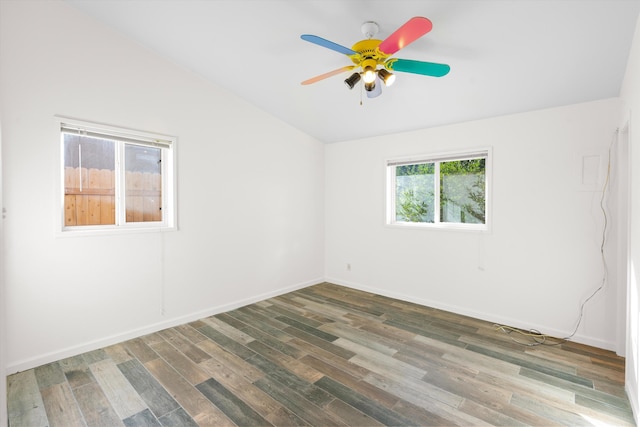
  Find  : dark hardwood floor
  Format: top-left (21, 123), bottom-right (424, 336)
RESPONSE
top-left (7, 282), bottom-right (635, 426)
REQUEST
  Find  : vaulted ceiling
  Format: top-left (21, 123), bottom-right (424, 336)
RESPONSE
top-left (66, 0), bottom-right (640, 143)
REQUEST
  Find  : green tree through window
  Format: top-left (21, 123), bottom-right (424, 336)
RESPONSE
top-left (389, 153), bottom-right (488, 228)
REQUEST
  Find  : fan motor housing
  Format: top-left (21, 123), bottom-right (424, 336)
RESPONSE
top-left (349, 39), bottom-right (390, 67)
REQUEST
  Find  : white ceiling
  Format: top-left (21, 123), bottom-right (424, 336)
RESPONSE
top-left (65, 0), bottom-right (640, 143)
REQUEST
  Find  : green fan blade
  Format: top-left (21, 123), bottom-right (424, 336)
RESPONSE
top-left (388, 58), bottom-right (450, 77)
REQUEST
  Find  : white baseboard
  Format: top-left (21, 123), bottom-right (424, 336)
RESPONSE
top-left (6, 277), bottom-right (323, 375)
top-left (326, 277), bottom-right (617, 352)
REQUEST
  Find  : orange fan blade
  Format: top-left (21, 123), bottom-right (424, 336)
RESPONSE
top-left (301, 66), bottom-right (355, 85)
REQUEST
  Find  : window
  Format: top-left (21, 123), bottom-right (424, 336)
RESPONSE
top-left (59, 119), bottom-right (176, 231)
top-left (386, 149), bottom-right (489, 230)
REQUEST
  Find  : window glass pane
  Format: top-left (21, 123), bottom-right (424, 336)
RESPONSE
top-left (440, 159), bottom-right (486, 224)
top-left (395, 163), bottom-right (434, 223)
top-left (124, 144), bottom-right (162, 223)
top-left (63, 134), bottom-right (116, 226)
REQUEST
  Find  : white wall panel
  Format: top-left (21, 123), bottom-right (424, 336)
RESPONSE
top-left (0, 0), bottom-right (324, 372)
top-left (325, 98), bottom-right (621, 350)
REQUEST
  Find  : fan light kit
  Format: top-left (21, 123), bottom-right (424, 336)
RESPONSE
top-left (301, 16), bottom-right (450, 100)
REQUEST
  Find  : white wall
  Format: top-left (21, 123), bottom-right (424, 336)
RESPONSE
top-left (0, 0), bottom-right (324, 372)
top-left (620, 12), bottom-right (640, 423)
top-left (325, 98), bottom-right (622, 350)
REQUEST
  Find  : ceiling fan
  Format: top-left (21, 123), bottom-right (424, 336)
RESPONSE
top-left (300, 17), bottom-right (450, 99)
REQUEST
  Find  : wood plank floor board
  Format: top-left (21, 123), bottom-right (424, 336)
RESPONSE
top-left (72, 381), bottom-right (125, 427)
top-left (122, 408), bottom-right (161, 427)
top-left (144, 358), bottom-right (235, 426)
top-left (462, 334), bottom-right (582, 376)
top-left (60, 356), bottom-right (96, 390)
top-left (89, 358), bottom-right (148, 419)
top-left (319, 322), bottom-right (400, 356)
top-left (149, 341), bottom-right (211, 386)
top-left (197, 324), bottom-right (257, 360)
top-left (196, 377), bottom-right (272, 427)
top-left (34, 361), bottom-right (66, 390)
top-left (397, 392), bottom-right (492, 427)
top-left (357, 319), bottom-right (419, 345)
top-left (510, 392), bottom-right (600, 426)
top-left (225, 308), bottom-right (294, 342)
top-left (214, 312), bottom-right (252, 330)
top-left (198, 357), bottom-right (287, 421)
top-left (575, 393), bottom-right (637, 424)
top-left (124, 338), bottom-right (159, 364)
top-left (393, 347), bottom-right (480, 381)
top-left (157, 328), bottom-right (213, 364)
top-left (203, 316), bottom-right (256, 346)
top-left (313, 376), bottom-right (415, 427)
top-left (288, 296), bottom-right (353, 322)
top-left (439, 348), bottom-right (521, 379)
top-left (294, 287), bottom-right (387, 317)
top-left (467, 344), bottom-right (591, 387)
top-left (158, 407), bottom-right (201, 427)
top-left (117, 359), bottom-right (182, 421)
top-left (270, 296), bottom-right (336, 325)
top-left (292, 341), bottom-right (372, 380)
top-left (7, 370), bottom-right (49, 427)
top-left (196, 339), bottom-right (266, 384)
top-left (274, 316), bottom-right (339, 342)
top-left (263, 407), bottom-right (310, 427)
top-left (363, 369), bottom-right (464, 409)
top-left (338, 340), bottom-right (426, 381)
top-left (7, 282), bottom-right (635, 426)
top-left (214, 311), bottom-right (303, 359)
top-left (246, 340), bottom-right (323, 384)
top-left (241, 325), bottom-right (306, 360)
top-left (261, 303), bottom-right (326, 329)
top-left (384, 318), bottom-right (468, 348)
top-left (246, 353), bottom-right (335, 408)
top-left (519, 366), bottom-right (632, 410)
top-left (141, 332), bottom-right (167, 347)
top-left (252, 375), bottom-right (347, 427)
top-left (234, 305), bottom-right (294, 333)
top-left (423, 366), bottom-right (514, 413)
top-left (324, 397), bottom-right (387, 427)
top-left (473, 370), bottom-right (575, 406)
top-left (298, 354), bottom-right (400, 409)
top-left (104, 343), bottom-right (136, 365)
top-left (174, 324), bottom-right (209, 345)
top-left (81, 348), bottom-right (110, 365)
top-left (456, 398), bottom-right (532, 427)
top-left (281, 325), bottom-right (355, 359)
top-left (40, 382), bottom-right (87, 427)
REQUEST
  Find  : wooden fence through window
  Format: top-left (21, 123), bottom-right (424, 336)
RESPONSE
top-left (64, 167), bottom-right (162, 226)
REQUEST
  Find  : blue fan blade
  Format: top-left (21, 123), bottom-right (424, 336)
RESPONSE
top-left (388, 58), bottom-right (450, 77)
top-left (301, 34), bottom-right (357, 56)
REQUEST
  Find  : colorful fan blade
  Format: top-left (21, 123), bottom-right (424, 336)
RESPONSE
top-left (378, 17), bottom-right (433, 55)
top-left (301, 66), bottom-right (355, 85)
top-left (301, 34), bottom-right (357, 56)
top-left (388, 58), bottom-right (450, 77)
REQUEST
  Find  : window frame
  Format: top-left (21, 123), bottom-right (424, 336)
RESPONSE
top-left (385, 148), bottom-right (491, 231)
top-left (57, 117), bottom-right (177, 234)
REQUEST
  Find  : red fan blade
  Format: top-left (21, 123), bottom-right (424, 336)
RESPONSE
top-left (378, 17), bottom-right (433, 55)
top-left (301, 66), bottom-right (355, 85)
